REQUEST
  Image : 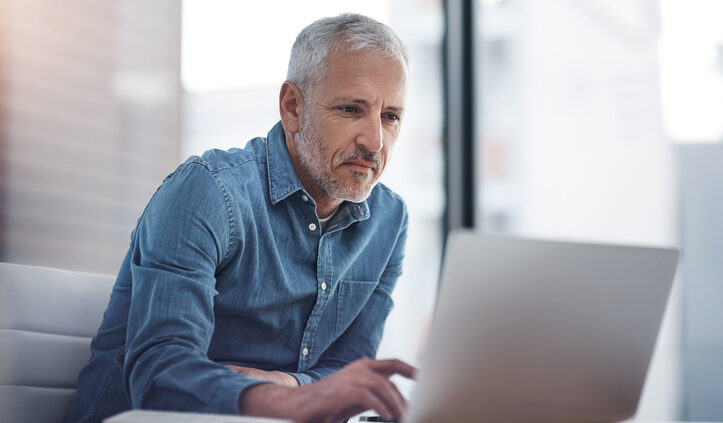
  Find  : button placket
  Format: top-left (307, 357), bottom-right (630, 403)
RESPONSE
top-left (297, 223), bottom-right (334, 370)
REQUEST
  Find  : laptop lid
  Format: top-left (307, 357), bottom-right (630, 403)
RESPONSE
top-left (404, 232), bottom-right (679, 423)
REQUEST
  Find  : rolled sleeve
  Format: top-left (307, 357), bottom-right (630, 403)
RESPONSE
top-left (286, 372), bottom-right (316, 386)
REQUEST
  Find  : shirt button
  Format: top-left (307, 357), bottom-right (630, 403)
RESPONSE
top-left (321, 282), bottom-right (327, 291)
top-left (308, 223), bottom-right (317, 231)
top-left (302, 347), bottom-right (308, 356)
top-left (301, 194), bottom-right (309, 202)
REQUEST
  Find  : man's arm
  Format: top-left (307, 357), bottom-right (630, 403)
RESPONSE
top-left (225, 365), bottom-right (299, 387)
top-left (240, 359), bottom-right (416, 423)
top-left (122, 162), bottom-right (266, 413)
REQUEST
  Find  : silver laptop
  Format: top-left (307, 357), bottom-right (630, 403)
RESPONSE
top-left (403, 232), bottom-right (679, 423)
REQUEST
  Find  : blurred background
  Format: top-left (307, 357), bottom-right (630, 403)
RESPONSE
top-left (0, 0), bottom-right (721, 420)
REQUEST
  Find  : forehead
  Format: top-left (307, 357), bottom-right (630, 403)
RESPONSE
top-left (312, 49), bottom-right (408, 108)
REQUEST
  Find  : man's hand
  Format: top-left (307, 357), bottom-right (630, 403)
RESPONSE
top-left (225, 365), bottom-right (300, 387)
top-left (239, 358), bottom-right (416, 423)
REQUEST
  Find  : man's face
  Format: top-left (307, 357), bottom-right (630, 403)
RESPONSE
top-left (293, 49), bottom-right (408, 204)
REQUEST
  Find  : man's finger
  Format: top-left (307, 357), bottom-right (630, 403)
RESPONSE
top-left (368, 358), bottom-right (417, 379)
top-left (359, 389), bottom-right (395, 422)
top-left (390, 380), bottom-right (407, 409)
top-left (366, 375), bottom-right (406, 420)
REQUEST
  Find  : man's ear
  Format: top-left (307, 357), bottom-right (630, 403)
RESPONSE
top-left (279, 81), bottom-right (304, 135)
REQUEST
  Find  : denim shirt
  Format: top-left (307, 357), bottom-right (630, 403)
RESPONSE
top-left (65, 121), bottom-right (408, 423)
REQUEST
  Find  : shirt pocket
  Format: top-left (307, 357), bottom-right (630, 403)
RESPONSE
top-left (335, 279), bottom-right (379, 338)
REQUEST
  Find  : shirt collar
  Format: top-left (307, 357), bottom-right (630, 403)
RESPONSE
top-left (266, 121), bottom-right (305, 204)
top-left (264, 121), bottom-right (371, 221)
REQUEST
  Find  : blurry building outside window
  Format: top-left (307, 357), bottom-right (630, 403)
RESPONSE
top-left (477, 0), bottom-right (723, 419)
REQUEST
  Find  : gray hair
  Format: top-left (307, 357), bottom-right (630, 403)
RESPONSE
top-left (287, 13), bottom-right (409, 99)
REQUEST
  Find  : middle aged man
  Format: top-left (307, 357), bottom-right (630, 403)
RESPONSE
top-left (65, 13), bottom-right (414, 423)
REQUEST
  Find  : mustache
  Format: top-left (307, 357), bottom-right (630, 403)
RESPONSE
top-left (339, 148), bottom-right (383, 170)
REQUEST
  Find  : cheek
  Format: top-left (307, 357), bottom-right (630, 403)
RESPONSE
top-left (382, 137), bottom-right (397, 158)
top-left (377, 148), bottom-right (392, 172)
top-left (383, 127), bottom-right (400, 146)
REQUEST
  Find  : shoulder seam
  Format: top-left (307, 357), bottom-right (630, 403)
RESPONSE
top-left (186, 156), bottom-right (260, 174)
top-left (184, 161), bottom-right (240, 266)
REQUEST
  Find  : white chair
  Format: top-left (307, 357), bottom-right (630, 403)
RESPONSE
top-left (0, 262), bottom-right (114, 423)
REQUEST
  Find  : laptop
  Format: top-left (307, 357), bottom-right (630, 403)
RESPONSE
top-left (402, 232), bottom-right (679, 423)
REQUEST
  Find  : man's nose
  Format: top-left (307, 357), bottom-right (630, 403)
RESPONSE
top-left (356, 116), bottom-right (384, 153)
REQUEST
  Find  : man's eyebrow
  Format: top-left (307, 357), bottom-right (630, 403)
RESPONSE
top-left (345, 98), bottom-right (405, 114)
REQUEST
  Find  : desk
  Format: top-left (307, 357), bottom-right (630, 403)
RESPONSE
top-left (105, 410), bottom-right (291, 423)
top-left (106, 411), bottom-right (717, 423)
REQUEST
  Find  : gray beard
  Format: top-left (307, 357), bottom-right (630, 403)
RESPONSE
top-left (295, 116), bottom-right (377, 203)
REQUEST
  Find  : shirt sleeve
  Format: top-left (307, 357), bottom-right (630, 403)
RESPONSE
top-left (123, 162), bottom-right (267, 414)
top-left (289, 205), bottom-right (409, 385)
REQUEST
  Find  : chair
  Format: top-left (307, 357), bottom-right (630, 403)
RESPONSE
top-left (0, 262), bottom-right (114, 423)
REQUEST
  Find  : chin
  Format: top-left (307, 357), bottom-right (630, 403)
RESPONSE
top-left (347, 194), bottom-right (370, 203)
top-left (330, 186), bottom-right (372, 203)
top-left (347, 185), bottom-right (376, 203)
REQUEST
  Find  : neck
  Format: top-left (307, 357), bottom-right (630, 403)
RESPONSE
top-left (315, 198), bottom-right (342, 219)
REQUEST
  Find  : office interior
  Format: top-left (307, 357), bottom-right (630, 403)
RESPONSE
top-left (0, 0), bottom-right (721, 420)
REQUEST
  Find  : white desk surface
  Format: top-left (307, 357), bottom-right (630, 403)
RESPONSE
top-left (106, 410), bottom-right (718, 423)
top-left (105, 410), bottom-right (291, 423)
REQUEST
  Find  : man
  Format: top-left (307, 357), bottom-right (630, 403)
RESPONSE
top-left (65, 13), bottom-right (414, 423)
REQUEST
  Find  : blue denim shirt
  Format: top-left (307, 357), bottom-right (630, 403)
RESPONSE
top-left (65, 121), bottom-right (408, 423)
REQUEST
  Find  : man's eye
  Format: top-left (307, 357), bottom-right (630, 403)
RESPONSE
top-left (383, 113), bottom-right (401, 122)
top-left (339, 106), bottom-right (358, 113)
